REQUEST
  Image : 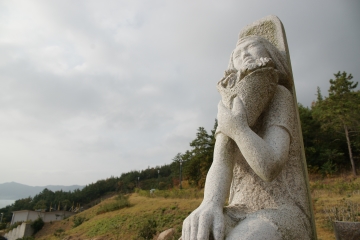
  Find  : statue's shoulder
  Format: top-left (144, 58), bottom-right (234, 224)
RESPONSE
top-left (263, 85), bottom-right (295, 135)
top-left (274, 85), bottom-right (293, 102)
top-left (269, 85), bottom-right (294, 113)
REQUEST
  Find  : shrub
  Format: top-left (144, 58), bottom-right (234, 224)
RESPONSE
top-left (320, 160), bottom-right (338, 177)
top-left (0, 222), bottom-right (6, 230)
top-left (54, 228), bottom-right (65, 238)
top-left (31, 217), bottom-right (44, 235)
top-left (96, 194), bottom-right (131, 215)
top-left (138, 219), bottom-right (157, 240)
top-left (72, 215), bottom-right (86, 228)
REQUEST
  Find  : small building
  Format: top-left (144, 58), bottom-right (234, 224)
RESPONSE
top-left (10, 210), bottom-right (75, 225)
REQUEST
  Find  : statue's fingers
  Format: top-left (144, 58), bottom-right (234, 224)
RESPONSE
top-left (212, 217), bottom-right (225, 240)
top-left (217, 101), bottom-right (227, 122)
top-left (217, 100), bottom-right (226, 112)
top-left (182, 218), bottom-right (190, 240)
top-left (218, 100), bottom-right (231, 119)
top-left (197, 214), bottom-right (211, 240)
top-left (190, 214), bottom-right (199, 240)
top-left (232, 96), bottom-right (245, 115)
top-left (232, 97), bottom-right (241, 113)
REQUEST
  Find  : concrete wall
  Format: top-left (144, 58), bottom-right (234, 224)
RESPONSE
top-left (11, 210), bottom-right (42, 225)
top-left (11, 210), bottom-right (75, 225)
top-left (4, 222), bottom-right (33, 240)
top-left (10, 211), bottom-right (29, 225)
top-left (5, 210), bottom-right (75, 239)
top-left (28, 211), bottom-right (42, 222)
top-left (43, 211), bottom-right (75, 222)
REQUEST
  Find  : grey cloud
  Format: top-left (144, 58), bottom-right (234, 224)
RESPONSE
top-left (0, 1), bottom-right (359, 185)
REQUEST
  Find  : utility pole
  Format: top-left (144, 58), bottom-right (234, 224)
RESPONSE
top-left (180, 159), bottom-right (183, 189)
top-left (137, 177), bottom-right (140, 188)
top-left (157, 169), bottom-right (160, 189)
top-left (0, 213), bottom-right (3, 223)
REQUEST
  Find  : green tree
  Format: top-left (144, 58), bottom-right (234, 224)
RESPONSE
top-left (61, 200), bottom-right (71, 211)
top-left (31, 217), bottom-right (44, 235)
top-left (313, 72), bottom-right (360, 176)
top-left (182, 120), bottom-right (217, 187)
top-left (33, 200), bottom-right (47, 211)
top-left (171, 153), bottom-right (184, 187)
top-left (12, 197), bottom-right (33, 211)
top-left (299, 103), bottom-right (345, 174)
top-left (298, 104), bottom-right (320, 168)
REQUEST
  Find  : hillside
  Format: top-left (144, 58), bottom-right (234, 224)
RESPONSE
top-left (0, 182), bottom-right (84, 200)
top-left (30, 175), bottom-right (360, 240)
top-left (35, 189), bottom-right (203, 240)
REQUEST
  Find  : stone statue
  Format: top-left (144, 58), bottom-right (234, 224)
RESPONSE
top-left (181, 16), bottom-right (316, 240)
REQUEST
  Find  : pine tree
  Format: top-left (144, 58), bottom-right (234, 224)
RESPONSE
top-left (182, 120), bottom-right (218, 187)
top-left (313, 72), bottom-right (360, 176)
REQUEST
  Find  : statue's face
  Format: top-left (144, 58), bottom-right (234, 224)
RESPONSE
top-left (220, 38), bottom-right (277, 126)
top-left (232, 38), bottom-right (270, 71)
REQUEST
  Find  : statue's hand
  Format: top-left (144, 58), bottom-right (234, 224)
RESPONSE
top-left (182, 202), bottom-right (225, 240)
top-left (217, 96), bottom-right (248, 140)
top-left (219, 72), bottom-right (237, 89)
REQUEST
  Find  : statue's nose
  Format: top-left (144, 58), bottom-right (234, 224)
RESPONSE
top-left (241, 50), bottom-right (250, 59)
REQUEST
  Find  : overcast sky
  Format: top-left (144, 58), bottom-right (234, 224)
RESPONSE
top-left (0, 1), bottom-right (359, 187)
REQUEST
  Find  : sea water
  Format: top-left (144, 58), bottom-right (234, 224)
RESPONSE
top-left (0, 200), bottom-right (15, 208)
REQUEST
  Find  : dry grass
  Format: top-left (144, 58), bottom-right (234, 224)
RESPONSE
top-left (310, 174), bottom-right (360, 240)
top-left (35, 193), bottom-right (201, 240)
top-left (34, 176), bottom-right (360, 240)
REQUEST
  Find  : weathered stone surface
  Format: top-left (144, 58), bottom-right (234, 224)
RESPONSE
top-left (333, 221), bottom-right (360, 240)
top-left (158, 228), bottom-right (175, 240)
top-left (181, 15), bottom-right (316, 240)
top-left (4, 222), bottom-right (33, 240)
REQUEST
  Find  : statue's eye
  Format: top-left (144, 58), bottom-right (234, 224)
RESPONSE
top-left (234, 54), bottom-right (241, 59)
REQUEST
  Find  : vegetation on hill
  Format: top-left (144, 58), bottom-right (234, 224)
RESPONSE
top-left (34, 188), bottom-right (204, 240)
top-left (310, 174), bottom-right (360, 240)
top-left (27, 176), bottom-right (359, 240)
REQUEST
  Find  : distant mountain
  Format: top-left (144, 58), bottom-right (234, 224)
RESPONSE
top-left (0, 182), bottom-right (84, 200)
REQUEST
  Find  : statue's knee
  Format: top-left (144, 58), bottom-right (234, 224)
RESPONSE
top-left (225, 217), bottom-right (282, 240)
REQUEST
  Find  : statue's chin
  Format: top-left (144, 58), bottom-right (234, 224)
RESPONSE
top-left (218, 67), bottom-right (279, 127)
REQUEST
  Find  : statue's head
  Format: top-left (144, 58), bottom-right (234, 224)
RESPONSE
top-left (218, 36), bottom-right (291, 127)
top-left (228, 35), bottom-right (291, 87)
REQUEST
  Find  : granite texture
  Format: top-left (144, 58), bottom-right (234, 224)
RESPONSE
top-left (333, 221), bottom-right (360, 240)
top-left (181, 16), bottom-right (316, 240)
top-left (158, 228), bottom-right (176, 240)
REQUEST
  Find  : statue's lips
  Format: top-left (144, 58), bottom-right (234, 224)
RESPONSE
top-left (217, 67), bottom-right (279, 126)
